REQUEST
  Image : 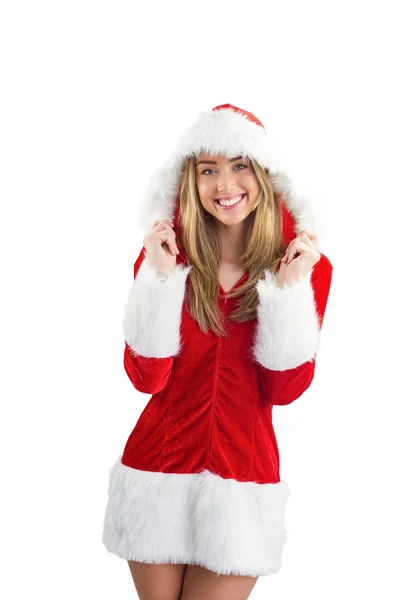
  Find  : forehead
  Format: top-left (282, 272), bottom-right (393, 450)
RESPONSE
top-left (195, 152), bottom-right (248, 165)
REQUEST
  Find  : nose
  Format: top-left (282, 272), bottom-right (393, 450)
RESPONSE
top-left (217, 169), bottom-right (236, 192)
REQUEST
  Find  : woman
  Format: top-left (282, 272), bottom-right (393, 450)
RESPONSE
top-left (102, 104), bottom-right (333, 600)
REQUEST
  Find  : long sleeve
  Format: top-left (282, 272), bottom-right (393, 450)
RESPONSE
top-left (251, 253), bottom-right (333, 405)
top-left (123, 247), bottom-right (193, 394)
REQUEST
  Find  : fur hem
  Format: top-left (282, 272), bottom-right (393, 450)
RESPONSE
top-left (102, 457), bottom-right (290, 578)
top-left (123, 256), bottom-right (193, 358)
top-left (252, 269), bottom-right (320, 370)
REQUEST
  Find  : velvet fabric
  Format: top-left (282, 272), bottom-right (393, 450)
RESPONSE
top-left (121, 205), bottom-right (333, 485)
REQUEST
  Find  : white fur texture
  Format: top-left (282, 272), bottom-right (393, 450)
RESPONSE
top-left (123, 256), bottom-right (193, 358)
top-left (136, 106), bottom-right (325, 251)
top-left (102, 457), bottom-right (290, 577)
top-left (252, 269), bottom-right (320, 370)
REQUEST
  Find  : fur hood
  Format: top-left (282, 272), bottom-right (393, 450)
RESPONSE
top-left (135, 104), bottom-right (325, 252)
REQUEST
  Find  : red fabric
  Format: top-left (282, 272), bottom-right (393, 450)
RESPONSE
top-left (121, 204), bottom-right (333, 484)
top-left (212, 103), bottom-right (266, 129)
top-left (281, 199), bottom-right (296, 244)
top-left (123, 347), bottom-right (174, 394)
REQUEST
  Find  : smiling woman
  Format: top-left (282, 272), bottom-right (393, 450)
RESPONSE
top-left (102, 103), bottom-right (333, 600)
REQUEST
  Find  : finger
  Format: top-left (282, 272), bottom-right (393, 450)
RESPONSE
top-left (282, 231), bottom-right (317, 264)
top-left (152, 221), bottom-right (178, 252)
top-left (298, 232), bottom-right (317, 249)
top-left (287, 239), bottom-right (309, 264)
top-left (284, 232), bottom-right (314, 263)
top-left (281, 238), bottom-right (296, 262)
top-left (297, 232), bottom-right (313, 245)
top-left (158, 229), bottom-right (179, 255)
top-left (152, 230), bottom-right (176, 256)
top-left (286, 240), bottom-right (311, 264)
top-left (292, 235), bottom-right (320, 261)
top-left (304, 230), bottom-right (317, 240)
top-left (153, 219), bottom-right (175, 233)
top-left (281, 239), bottom-right (293, 260)
top-left (146, 228), bottom-right (178, 256)
top-left (154, 218), bottom-right (175, 230)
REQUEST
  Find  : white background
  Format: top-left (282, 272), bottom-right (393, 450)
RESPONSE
top-left (1, 1), bottom-right (399, 598)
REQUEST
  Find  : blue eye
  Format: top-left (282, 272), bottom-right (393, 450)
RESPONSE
top-left (201, 164), bottom-right (248, 175)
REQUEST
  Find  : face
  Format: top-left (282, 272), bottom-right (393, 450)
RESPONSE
top-left (195, 152), bottom-right (260, 225)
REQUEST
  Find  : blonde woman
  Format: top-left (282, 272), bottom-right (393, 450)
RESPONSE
top-left (102, 104), bottom-right (333, 600)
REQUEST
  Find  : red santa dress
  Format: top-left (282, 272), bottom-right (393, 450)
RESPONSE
top-left (101, 104), bottom-right (333, 577)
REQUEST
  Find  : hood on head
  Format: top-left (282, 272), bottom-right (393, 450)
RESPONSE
top-left (136, 104), bottom-right (325, 253)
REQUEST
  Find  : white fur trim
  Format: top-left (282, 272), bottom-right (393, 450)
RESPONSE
top-left (252, 269), bottom-right (320, 371)
top-left (102, 457), bottom-right (290, 577)
top-left (269, 171), bottom-right (323, 248)
top-left (136, 106), bottom-right (324, 251)
top-left (123, 256), bottom-right (193, 358)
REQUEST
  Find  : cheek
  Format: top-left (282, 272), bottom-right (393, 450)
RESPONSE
top-left (196, 179), bottom-right (212, 200)
top-left (240, 172), bottom-right (259, 194)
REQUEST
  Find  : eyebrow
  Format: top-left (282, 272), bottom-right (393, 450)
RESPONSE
top-left (196, 155), bottom-right (246, 166)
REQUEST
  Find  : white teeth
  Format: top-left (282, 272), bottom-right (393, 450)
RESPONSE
top-left (218, 194), bottom-right (244, 206)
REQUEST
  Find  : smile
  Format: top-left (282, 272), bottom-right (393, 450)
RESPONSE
top-left (214, 194), bottom-right (247, 209)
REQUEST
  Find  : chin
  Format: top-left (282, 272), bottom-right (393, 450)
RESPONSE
top-left (215, 213), bottom-right (252, 226)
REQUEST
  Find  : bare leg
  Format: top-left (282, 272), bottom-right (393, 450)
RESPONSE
top-left (127, 561), bottom-right (188, 600)
top-left (180, 564), bottom-right (258, 600)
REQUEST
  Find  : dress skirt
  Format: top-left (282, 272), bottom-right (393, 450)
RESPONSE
top-left (101, 456), bottom-right (291, 578)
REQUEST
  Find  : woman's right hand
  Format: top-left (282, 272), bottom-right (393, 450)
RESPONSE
top-left (143, 218), bottom-right (180, 275)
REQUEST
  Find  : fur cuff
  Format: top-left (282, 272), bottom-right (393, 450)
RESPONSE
top-left (123, 257), bottom-right (192, 358)
top-left (252, 269), bottom-right (320, 371)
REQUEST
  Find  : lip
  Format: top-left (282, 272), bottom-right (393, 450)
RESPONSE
top-left (214, 193), bottom-right (247, 210)
top-left (214, 193), bottom-right (244, 202)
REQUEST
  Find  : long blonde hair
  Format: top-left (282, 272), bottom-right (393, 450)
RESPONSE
top-left (177, 154), bottom-right (286, 338)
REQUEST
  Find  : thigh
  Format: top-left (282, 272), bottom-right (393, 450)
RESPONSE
top-left (180, 564), bottom-right (258, 600)
top-left (127, 560), bottom-right (188, 600)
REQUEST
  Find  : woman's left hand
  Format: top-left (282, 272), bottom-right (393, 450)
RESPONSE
top-left (277, 231), bottom-right (321, 287)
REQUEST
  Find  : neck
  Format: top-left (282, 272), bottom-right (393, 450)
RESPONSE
top-left (217, 219), bottom-right (249, 264)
